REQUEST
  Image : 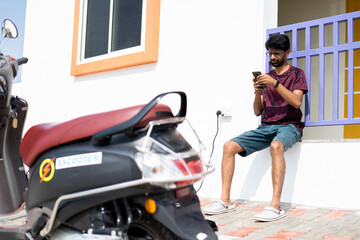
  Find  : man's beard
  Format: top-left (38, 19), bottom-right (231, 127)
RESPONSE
top-left (270, 58), bottom-right (285, 67)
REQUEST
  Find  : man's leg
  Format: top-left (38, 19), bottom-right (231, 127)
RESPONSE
top-left (220, 141), bottom-right (244, 205)
top-left (269, 140), bottom-right (285, 211)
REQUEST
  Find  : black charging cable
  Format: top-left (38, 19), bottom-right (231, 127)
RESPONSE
top-left (196, 110), bottom-right (222, 193)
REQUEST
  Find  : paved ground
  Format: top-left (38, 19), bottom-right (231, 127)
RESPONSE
top-left (1, 200), bottom-right (360, 239)
top-left (200, 199), bottom-right (360, 240)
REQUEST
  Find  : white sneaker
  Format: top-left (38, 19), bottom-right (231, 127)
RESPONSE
top-left (202, 200), bottom-right (236, 215)
top-left (253, 206), bottom-right (285, 222)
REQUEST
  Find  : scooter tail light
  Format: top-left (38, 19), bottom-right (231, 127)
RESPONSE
top-left (171, 156), bottom-right (205, 187)
top-left (172, 159), bottom-right (189, 176)
top-left (186, 159), bottom-right (204, 174)
top-left (172, 157), bottom-right (204, 176)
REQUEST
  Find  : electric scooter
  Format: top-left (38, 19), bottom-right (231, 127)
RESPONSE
top-left (0, 19), bottom-right (218, 240)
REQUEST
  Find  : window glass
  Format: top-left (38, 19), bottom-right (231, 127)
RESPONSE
top-left (84, 0), bottom-right (143, 60)
top-left (85, 0), bottom-right (110, 59)
top-left (112, 0), bottom-right (143, 52)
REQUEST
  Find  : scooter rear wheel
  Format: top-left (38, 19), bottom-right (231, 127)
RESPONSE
top-left (128, 212), bottom-right (178, 240)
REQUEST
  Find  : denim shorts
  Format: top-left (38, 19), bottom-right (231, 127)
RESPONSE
top-left (230, 124), bottom-right (302, 157)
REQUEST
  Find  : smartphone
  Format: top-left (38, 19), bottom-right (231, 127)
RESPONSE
top-left (252, 71), bottom-right (266, 89)
top-left (252, 71), bottom-right (262, 80)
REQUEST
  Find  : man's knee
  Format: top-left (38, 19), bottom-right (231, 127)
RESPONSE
top-left (270, 141), bottom-right (284, 153)
top-left (223, 141), bottom-right (243, 155)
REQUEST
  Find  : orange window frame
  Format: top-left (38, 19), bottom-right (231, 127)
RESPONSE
top-left (71, 0), bottom-right (161, 76)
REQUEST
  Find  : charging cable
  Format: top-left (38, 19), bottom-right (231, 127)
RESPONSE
top-left (196, 110), bottom-right (222, 193)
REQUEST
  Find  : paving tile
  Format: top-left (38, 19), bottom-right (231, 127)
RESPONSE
top-left (200, 200), bottom-right (215, 207)
top-left (224, 226), bottom-right (263, 237)
top-left (287, 208), bottom-right (325, 221)
top-left (265, 230), bottom-right (307, 240)
top-left (327, 226), bottom-right (360, 239)
top-left (286, 208), bottom-right (310, 216)
top-left (218, 235), bottom-right (242, 240)
top-left (249, 205), bottom-right (266, 212)
top-left (337, 212), bottom-right (360, 225)
top-left (273, 220), bottom-right (311, 233)
top-left (322, 236), bottom-right (354, 240)
top-left (320, 210), bottom-right (353, 220)
top-left (235, 202), bottom-right (247, 207)
top-left (306, 215), bottom-right (349, 228)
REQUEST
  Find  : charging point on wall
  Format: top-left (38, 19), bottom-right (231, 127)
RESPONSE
top-left (219, 107), bottom-right (232, 117)
top-left (216, 108), bottom-right (232, 117)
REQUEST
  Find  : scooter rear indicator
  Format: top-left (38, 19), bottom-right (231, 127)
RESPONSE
top-left (145, 198), bottom-right (157, 214)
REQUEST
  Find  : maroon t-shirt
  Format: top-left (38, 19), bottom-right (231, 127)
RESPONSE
top-left (261, 65), bottom-right (308, 134)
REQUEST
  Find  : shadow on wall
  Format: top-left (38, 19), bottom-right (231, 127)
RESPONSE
top-left (238, 143), bottom-right (302, 203)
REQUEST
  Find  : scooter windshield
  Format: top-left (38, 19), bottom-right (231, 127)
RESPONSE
top-left (149, 126), bottom-right (192, 153)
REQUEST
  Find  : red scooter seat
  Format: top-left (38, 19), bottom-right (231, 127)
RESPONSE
top-left (20, 104), bottom-right (172, 168)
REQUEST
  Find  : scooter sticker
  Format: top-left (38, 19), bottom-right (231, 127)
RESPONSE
top-left (55, 152), bottom-right (102, 170)
top-left (39, 157), bottom-right (56, 183)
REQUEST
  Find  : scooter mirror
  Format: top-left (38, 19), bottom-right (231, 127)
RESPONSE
top-left (2, 19), bottom-right (18, 39)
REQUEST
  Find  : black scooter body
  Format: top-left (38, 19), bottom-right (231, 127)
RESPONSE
top-left (25, 131), bottom-right (217, 240)
top-left (57, 184), bottom-right (215, 240)
top-left (26, 140), bottom-right (142, 210)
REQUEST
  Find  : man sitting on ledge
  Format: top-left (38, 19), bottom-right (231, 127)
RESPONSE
top-left (203, 34), bottom-right (308, 222)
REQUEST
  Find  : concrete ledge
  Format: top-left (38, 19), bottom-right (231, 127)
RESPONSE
top-left (197, 141), bottom-right (360, 210)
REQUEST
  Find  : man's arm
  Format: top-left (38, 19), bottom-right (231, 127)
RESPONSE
top-left (275, 84), bottom-right (304, 109)
top-left (253, 78), bottom-right (264, 116)
top-left (256, 74), bottom-right (304, 109)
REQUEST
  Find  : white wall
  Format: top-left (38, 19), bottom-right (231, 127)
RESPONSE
top-left (12, 0), bottom-right (360, 210)
top-left (14, 0), bottom-right (270, 139)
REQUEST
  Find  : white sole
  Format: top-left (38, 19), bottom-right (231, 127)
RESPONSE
top-left (204, 208), bottom-right (236, 215)
top-left (253, 213), bottom-right (285, 222)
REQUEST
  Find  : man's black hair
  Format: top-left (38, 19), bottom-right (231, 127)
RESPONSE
top-left (265, 33), bottom-right (290, 51)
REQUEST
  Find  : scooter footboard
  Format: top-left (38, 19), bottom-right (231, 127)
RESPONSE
top-left (134, 187), bottom-right (218, 240)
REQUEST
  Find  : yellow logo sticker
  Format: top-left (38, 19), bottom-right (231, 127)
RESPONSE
top-left (39, 157), bottom-right (55, 183)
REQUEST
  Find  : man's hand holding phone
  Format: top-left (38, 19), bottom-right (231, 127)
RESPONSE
top-left (252, 71), bottom-right (267, 92)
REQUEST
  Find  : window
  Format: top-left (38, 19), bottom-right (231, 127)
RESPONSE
top-left (267, 11), bottom-right (360, 140)
top-left (71, 0), bottom-right (160, 76)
